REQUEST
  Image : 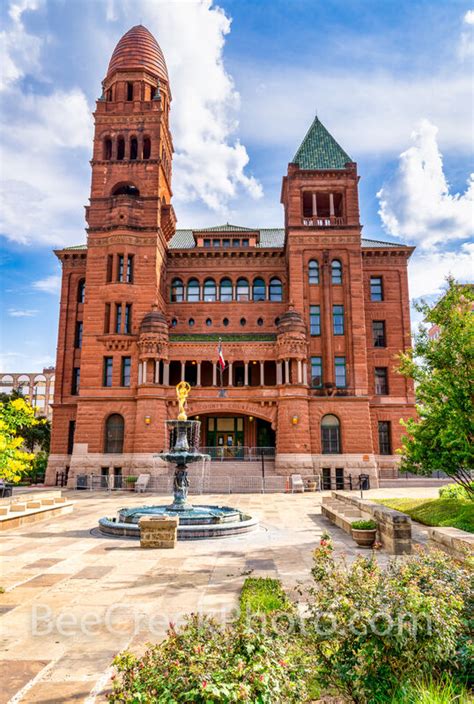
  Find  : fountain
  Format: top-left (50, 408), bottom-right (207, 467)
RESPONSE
top-left (98, 382), bottom-right (258, 540)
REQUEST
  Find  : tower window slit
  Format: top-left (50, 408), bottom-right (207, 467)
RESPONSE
top-left (126, 82), bottom-right (134, 101)
top-left (143, 137), bottom-right (151, 160)
top-left (130, 137), bottom-right (138, 160)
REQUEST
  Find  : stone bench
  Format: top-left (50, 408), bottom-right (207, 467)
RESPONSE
top-left (0, 491), bottom-right (73, 531)
top-left (428, 526), bottom-right (474, 563)
top-left (322, 491), bottom-right (412, 554)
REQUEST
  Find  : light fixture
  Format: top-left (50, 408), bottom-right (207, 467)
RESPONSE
top-left (291, 415), bottom-right (299, 426)
top-left (252, 360), bottom-right (257, 365)
top-left (192, 360), bottom-right (196, 365)
top-left (195, 415), bottom-right (200, 420)
top-left (249, 416), bottom-right (254, 422)
top-left (144, 415), bottom-right (151, 425)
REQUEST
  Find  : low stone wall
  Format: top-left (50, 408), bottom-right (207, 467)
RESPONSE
top-left (0, 489), bottom-right (63, 506)
top-left (328, 491), bottom-right (412, 555)
top-left (428, 526), bottom-right (474, 563)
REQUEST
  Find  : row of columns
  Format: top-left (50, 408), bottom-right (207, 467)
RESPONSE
top-left (311, 192), bottom-right (336, 217)
top-left (138, 359), bottom-right (308, 386)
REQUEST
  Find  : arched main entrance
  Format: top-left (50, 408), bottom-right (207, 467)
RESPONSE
top-left (189, 412), bottom-right (275, 460)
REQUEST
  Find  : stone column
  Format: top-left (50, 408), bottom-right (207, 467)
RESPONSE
top-left (302, 361), bottom-right (308, 386)
top-left (276, 361), bottom-right (282, 385)
top-left (228, 361), bottom-right (233, 387)
top-left (312, 192), bottom-right (317, 216)
top-left (138, 362), bottom-right (143, 385)
top-left (154, 360), bottom-right (160, 384)
top-left (244, 362), bottom-right (249, 386)
top-left (181, 361), bottom-right (185, 382)
top-left (260, 361), bottom-right (265, 386)
top-left (142, 360), bottom-right (147, 384)
top-left (197, 362), bottom-right (201, 387)
top-left (284, 359), bottom-right (290, 384)
top-left (297, 359), bottom-right (302, 384)
top-left (212, 362), bottom-right (217, 386)
top-left (163, 362), bottom-right (170, 386)
top-left (329, 192), bottom-right (335, 217)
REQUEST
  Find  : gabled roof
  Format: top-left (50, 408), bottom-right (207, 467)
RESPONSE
top-left (193, 223), bottom-right (256, 233)
top-left (293, 116), bottom-right (352, 170)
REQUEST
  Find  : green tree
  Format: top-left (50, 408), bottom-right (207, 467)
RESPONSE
top-left (397, 279), bottom-right (474, 497)
top-left (0, 397), bottom-right (39, 483)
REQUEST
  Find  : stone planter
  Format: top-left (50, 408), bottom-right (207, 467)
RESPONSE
top-left (351, 527), bottom-right (377, 548)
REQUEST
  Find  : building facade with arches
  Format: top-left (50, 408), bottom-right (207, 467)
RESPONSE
top-left (45, 25), bottom-right (415, 487)
top-left (0, 368), bottom-right (55, 420)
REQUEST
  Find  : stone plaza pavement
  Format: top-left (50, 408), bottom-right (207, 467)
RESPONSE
top-left (0, 487), bottom-right (438, 703)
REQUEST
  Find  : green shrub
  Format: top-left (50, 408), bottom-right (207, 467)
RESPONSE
top-left (125, 475), bottom-right (138, 484)
top-left (109, 614), bottom-right (307, 703)
top-left (305, 538), bottom-right (473, 703)
top-left (239, 577), bottom-right (292, 616)
top-left (439, 482), bottom-right (474, 500)
top-left (351, 519), bottom-right (377, 530)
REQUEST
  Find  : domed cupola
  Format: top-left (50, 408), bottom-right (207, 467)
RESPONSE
top-left (139, 308), bottom-right (168, 335)
top-left (277, 307), bottom-right (306, 336)
top-left (107, 25), bottom-right (169, 83)
top-left (276, 304), bottom-right (308, 362)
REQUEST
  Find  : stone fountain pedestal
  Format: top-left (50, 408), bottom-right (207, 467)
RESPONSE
top-left (139, 515), bottom-right (178, 549)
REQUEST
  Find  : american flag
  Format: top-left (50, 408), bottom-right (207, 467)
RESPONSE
top-left (217, 338), bottom-right (225, 370)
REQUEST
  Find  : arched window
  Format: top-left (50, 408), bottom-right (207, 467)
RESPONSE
top-left (171, 278), bottom-right (184, 302)
top-left (117, 136), bottom-right (125, 161)
top-left (111, 183), bottom-right (140, 197)
top-left (203, 278), bottom-right (217, 302)
top-left (186, 278), bottom-right (200, 302)
top-left (77, 279), bottom-right (85, 303)
top-left (321, 414), bottom-right (341, 454)
top-left (17, 375), bottom-right (30, 396)
top-left (1, 375), bottom-right (14, 394)
top-left (220, 278), bottom-right (233, 302)
top-left (236, 278), bottom-right (249, 301)
top-left (105, 414), bottom-right (124, 454)
top-left (269, 277), bottom-right (283, 301)
top-left (130, 136), bottom-right (138, 160)
top-left (143, 137), bottom-right (151, 160)
top-left (331, 260), bottom-right (342, 285)
top-left (103, 137), bottom-right (112, 160)
top-left (252, 278), bottom-right (266, 301)
top-left (309, 260), bottom-right (319, 285)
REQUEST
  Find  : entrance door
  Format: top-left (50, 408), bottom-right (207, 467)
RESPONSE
top-left (206, 417), bottom-right (244, 459)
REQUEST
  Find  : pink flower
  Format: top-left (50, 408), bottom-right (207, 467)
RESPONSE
top-left (202, 680), bottom-right (207, 688)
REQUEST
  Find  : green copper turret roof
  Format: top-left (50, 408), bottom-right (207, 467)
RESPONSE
top-left (292, 116), bottom-right (352, 170)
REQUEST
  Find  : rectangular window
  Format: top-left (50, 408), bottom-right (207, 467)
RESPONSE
top-left (370, 276), bottom-right (383, 301)
top-left (333, 305), bottom-right (344, 335)
top-left (311, 356), bottom-right (322, 387)
top-left (203, 239), bottom-right (211, 248)
top-left (310, 305), bottom-right (321, 336)
top-left (117, 255), bottom-right (124, 282)
top-left (75, 321), bottom-right (83, 349)
top-left (375, 367), bottom-right (388, 395)
top-left (67, 420), bottom-right (76, 455)
top-left (126, 255), bottom-right (134, 283)
top-left (103, 357), bottom-right (113, 387)
top-left (335, 357), bottom-right (346, 388)
top-left (213, 239), bottom-right (220, 248)
top-left (232, 239), bottom-right (240, 247)
top-left (121, 357), bottom-right (131, 387)
top-left (115, 303), bottom-right (122, 334)
top-left (104, 303), bottom-right (111, 334)
top-left (378, 421), bottom-right (392, 455)
top-left (71, 367), bottom-right (80, 395)
top-left (335, 467), bottom-right (344, 490)
top-left (106, 254), bottom-right (113, 283)
top-left (223, 239), bottom-right (230, 248)
top-left (372, 320), bottom-right (386, 347)
top-left (242, 239), bottom-right (249, 247)
top-left (124, 304), bottom-right (132, 334)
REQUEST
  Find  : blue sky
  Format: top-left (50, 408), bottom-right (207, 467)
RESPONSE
top-left (1, 0), bottom-right (473, 371)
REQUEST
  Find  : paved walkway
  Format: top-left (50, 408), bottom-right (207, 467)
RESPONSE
top-left (0, 487), bottom-right (439, 703)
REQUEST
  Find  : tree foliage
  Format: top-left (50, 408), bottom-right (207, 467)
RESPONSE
top-left (0, 397), bottom-right (39, 483)
top-left (397, 279), bottom-right (474, 496)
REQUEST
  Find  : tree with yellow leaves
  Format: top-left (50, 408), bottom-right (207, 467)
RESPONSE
top-left (0, 397), bottom-right (38, 483)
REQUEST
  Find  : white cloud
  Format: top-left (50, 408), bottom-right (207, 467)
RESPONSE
top-left (8, 308), bottom-right (39, 317)
top-left (0, 0), bottom-right (43, 91)
top-left (377, 120), bottom-right (474, 249)
top-left (0, 350), bottom-right (55, 372)
top-left (32, 274), bottom-right (61, 294)
top-left (408, 242), bottom-right (474, 300)
top-left (459, 9), bottom-right (474, 59)
top-left (109, 0), bottom-right (263, 211)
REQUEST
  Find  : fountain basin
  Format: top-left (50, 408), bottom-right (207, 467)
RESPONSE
top-left (98, 504), bottom-right (258, 540)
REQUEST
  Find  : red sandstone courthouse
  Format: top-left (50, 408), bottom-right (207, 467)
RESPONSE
top-left (46, 25), bottom-right (416, 488)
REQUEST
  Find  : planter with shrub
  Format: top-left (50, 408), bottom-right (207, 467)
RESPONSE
top-left (125, 475), bottom-right (138, 491)
top-left (350, 518), bottom-right (377, 548)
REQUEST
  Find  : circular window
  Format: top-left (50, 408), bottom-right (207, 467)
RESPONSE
top-left (205, 318), bottom-right (212, 327)
top-left (275, 317), bottom-right (280, 326)
top-left (240, 318), bottom-right (246, 327)
top-left (188, 318), bottom-right (195, 327)
top-left (223, 318), bottom-right (229, 327)
top-left (171, 318), bottom-right (178, 327)
top-left (257, 317), bottom-right (264, 326)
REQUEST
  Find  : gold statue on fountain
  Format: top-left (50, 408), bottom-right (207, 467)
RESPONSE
top-left (176, 381), bottom-right (191, 421)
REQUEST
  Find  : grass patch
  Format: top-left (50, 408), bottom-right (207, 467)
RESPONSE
top-left (388, 674), bottom-right (472, 703)
top-left (239, 577), bottom-right (292, 615)
top-left (375, 497), bottom-right (474, 533)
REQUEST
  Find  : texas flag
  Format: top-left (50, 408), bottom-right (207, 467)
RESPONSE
top-left (217, 338), bottom-right (225, 370)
